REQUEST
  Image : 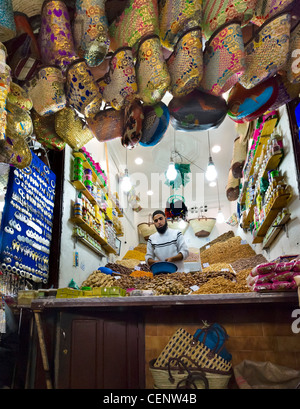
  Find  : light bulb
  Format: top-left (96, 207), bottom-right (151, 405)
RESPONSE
top-left (216, 210), bottom-right (225, 224)
top-left (166, 162), bottom-right (177, 181)
top-left (121, 170), bottom-right (132, 192)
top-left (205, 158), bottom-right (217, 181)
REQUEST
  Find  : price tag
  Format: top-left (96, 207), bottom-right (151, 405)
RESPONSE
top-left (206, 245), bottom-right (210, 249)
top-left (190, 285), bottom-right (200, 291)
top-left (241, 240), bottom-right (247, 245)
top-left (221, 268), bottom-right (230, 272)
top-left (203, 262), bottom-right (209, 268)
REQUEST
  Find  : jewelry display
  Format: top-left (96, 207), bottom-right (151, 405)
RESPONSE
top-left (0, 152), bottom-right (56, 285)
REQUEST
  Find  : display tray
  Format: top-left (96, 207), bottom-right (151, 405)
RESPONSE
top-left (30, 291), bottom-right (299, 311)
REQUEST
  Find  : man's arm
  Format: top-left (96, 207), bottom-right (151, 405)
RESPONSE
top-left (145, 238), bottom-right (160, 266)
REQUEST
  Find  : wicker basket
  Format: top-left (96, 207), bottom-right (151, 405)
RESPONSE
top-left (149, 359), bottom-right (232, 389)
top-left (189, 217), bottom-right (216, 238)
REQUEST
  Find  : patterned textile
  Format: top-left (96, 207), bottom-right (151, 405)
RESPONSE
top-left (121, 99), bottom-right (144, 149)
top-left (108, 0), bottom-right (159, 53)
top-left (73, 0), bottom-right (110, 67)
top-left (227, 78), bottom-right (279, 122)
top-left (158, 0), bottom-right (202, 51)
top-left (166, 28), bottom-right (203, 98)
top-left (251, 0), bottom-right (294, 26)
top-left (38, 0), bottom-right (77, 72)
top-left (239, 13), bottom-right (291, 89)
top-left (287, 21), bottom-right (300, 84)
top-left (202, 0), bottom-right (256, 40)
top-left (97, 47), bottom-right (137, 110)
top-left (136, 35), bottom-right (170, 105)
top-left (200, 22), bottom-right (245, 96)
top-left (65, 58), bottom-right (102, 118)
top-left (87, 108), bottom-right (124, 142)
top-left (23, 65), bottom-right (66, 116)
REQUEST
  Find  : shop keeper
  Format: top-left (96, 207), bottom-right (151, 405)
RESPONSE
top-left (145, 210), bottom-right (189, 272)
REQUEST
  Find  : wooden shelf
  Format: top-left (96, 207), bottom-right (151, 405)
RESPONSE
top-left (242, 203), bottom-right (255, 228)
top-left (252, 193), bottom-right (292, 244)
top-left (70, 179), bottom-right (97, 205)
top-left (73, 151), bottom-right (106, 189)
top-left (70, 216), bottom-right (116, 254)
top-left (262, 151), bottom-right (283, 179)
top-left (262, 213), bottom-right (291, 249)
top-left (72, 234), bottom-right (107, 257)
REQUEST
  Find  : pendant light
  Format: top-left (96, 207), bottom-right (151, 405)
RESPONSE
top-left (216, 179), bottom-right (225, 223)
top-left (121, 149), bottom-right (132, 192)
top-left (205, 131), bottom-right (217, 182)
top-left (166, 128), bottom-right (178, 181)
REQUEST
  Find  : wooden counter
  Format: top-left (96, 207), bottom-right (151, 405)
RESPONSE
top-left (31, 291), bottom-right (299, 311)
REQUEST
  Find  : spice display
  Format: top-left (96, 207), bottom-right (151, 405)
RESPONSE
top-left (200, 231), bottom-right (235, 252)
top-left (130, 270), bottom-right (153, 278)
top-left (202, 263), bottom-right (235, 274)
top-left (230, 254), bottom-right (268, 273)
top-left (105, 263), bottom-right (133, 275)
top-left (192, 269), bottom-right (252, 294)
top-left (123, 250), bottom-right (146, 261)
top-left (115, 258), bottom-right (141, 269)
top-left (200, 236), bottom-right (256, 265)
top-left (81, 271), bottom-right (115, 288)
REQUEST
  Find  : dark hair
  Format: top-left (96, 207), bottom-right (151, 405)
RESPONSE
top-left (152, 210), bottom-right (166, 219)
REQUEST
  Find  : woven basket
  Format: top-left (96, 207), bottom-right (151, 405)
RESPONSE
top-left (226, 167), bottom-right (239, 201)
top-left (231, 136), bottom-right (247, 179)
top-left (12, 0), bottom-right (44, 17)
top-left (150, 359), bottom-right (232, 389)
top-left (55, 107), bottom-right (94, 150)
top-left (189, 217), bottom-right (216, 238)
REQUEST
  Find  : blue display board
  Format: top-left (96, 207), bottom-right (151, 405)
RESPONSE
top-left (0, 152), bottom-right (56, 284)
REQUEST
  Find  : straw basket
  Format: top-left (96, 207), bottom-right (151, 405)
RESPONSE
top-left (189, 217), bottom-right (216, 238)
top-left (12, 0), bottom-right (44, 17)
top-left (149, 359), bottom-right (232, 389)
top-left (138, 223), bottom-right (157, 241)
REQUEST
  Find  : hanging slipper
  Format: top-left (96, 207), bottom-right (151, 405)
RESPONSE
top-left (87, 107), bottom-right (124, 142)
top-left (121, 99), bottom-right (144, 149)
top-left (139, 102), bottom-right (170, 147)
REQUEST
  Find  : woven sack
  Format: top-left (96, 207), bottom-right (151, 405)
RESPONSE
top-left (7, 82), bottom-right (33, 111)
top-left (12, 0), bottom-right (44, 18)
top-left (236, 120), bottom-right (254, 145)
top-left (97, 47), bottom-right (137, 110)
top-left (231, 136), bottom-right (247, 179)
top-left (286, 21), bottom-right (300, 84)
top-left (0, 128), bottom-right (32, 169)
top-left (32, 110), bottom-right (66, 150)
top-left (251, 0), bottom-right (294, 26)
top-left (154, 328), bottom-right (232, 373)
top-left (202, 0), bottom-right (256, 40)
top-left (65, 58), bottom-right (102, 118)
top-left (22, 65), bottom-right (66, 116)
top-left (136, 34), bottom-right (170, 106)
top-left (200, 22), bottom-right (245, 96)
top-left (73, 0), bottom-right (109, 67)
top-left (239, 12), bottom-right (291, 89)
top-left (150, 358), bottom-right (232, 389)
top-left (6, 101), bottom-right (33, 138)
top-left (226, 167), bottom-right (239, 201)
top-left (121, 99), bottom-right (144, 149)
top-left (38, 0), bottom-right (77, 71)
top-left (158, 0), bottom-right (202, 51)
top-left (189, 217), bottom-right (216, 238)
top-left (166, 28), bottom-right (203, 98)
top-left (55, 107), bottom-right (94, 150)
top-left (108, 0), bottom-right (159, 53)
top-left (87, 108), bottom-right (124, 142)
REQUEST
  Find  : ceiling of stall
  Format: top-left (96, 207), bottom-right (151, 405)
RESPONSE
top-left (106, 93), bottom-right (238, 216)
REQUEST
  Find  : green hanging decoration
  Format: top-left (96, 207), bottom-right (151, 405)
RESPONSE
top-left (165, 163), bottom-right (191, 189)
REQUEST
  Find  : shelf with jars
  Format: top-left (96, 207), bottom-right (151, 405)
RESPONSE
top-left (70, 150), bottom-right (123, 255)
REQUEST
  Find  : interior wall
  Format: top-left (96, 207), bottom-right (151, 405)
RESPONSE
top-left (233, 106), bottom-right (300, 260)
top-left (58, 140), bottom-right (138, 288)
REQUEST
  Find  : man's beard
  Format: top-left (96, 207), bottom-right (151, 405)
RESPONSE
top-left (156, 222), bottom-right (168, 234)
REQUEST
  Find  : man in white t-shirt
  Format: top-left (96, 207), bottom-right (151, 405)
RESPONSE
top-left (145, 210), bottom-right (189, 272)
